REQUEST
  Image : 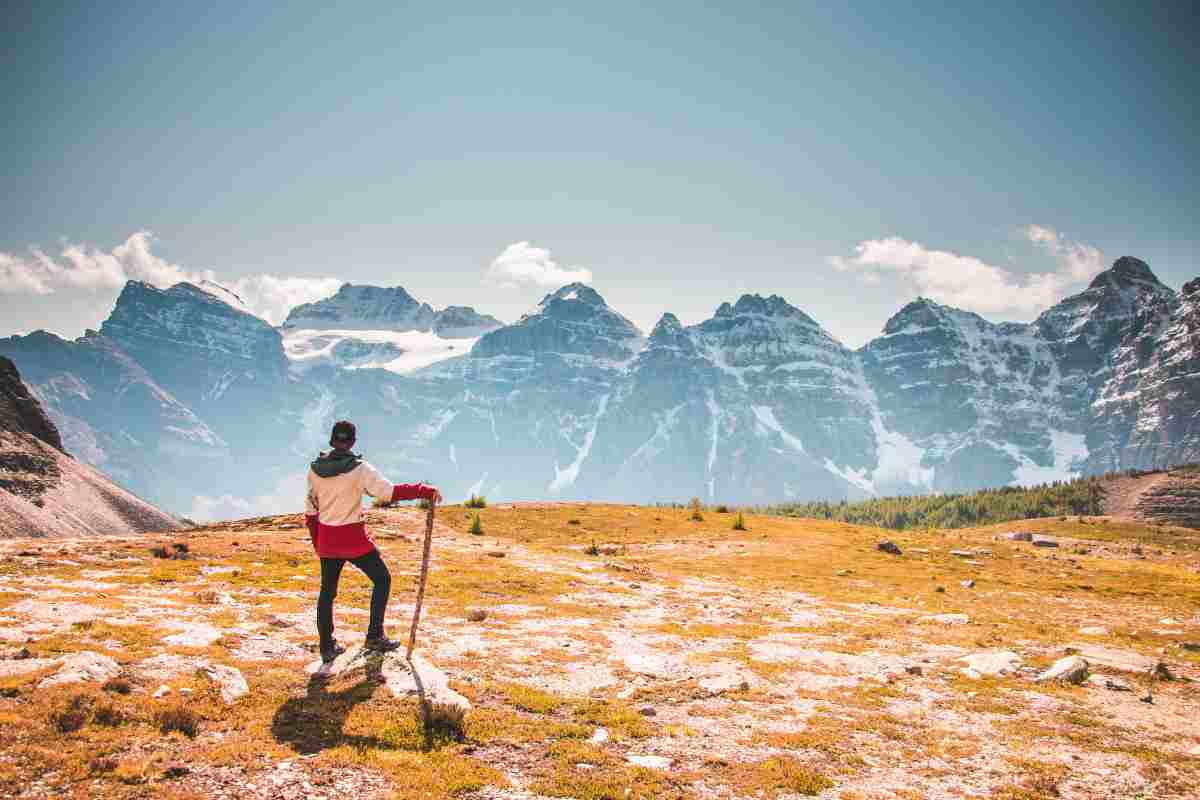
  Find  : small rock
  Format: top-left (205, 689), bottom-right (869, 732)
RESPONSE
top-left (1006, 531), bottom-right (1033, 541)
top-left (935, 586), bottom-right (945, 593)
top-left (877, 541), bottom-right (902, 556)
top-left (1140, 693), bottom-right (1154, 704)
top-left (627, 754), bottom-right (671, 769)
top-left (1037, 656), bottom-right (1089, 684)
top-left (1032, 536), bottom-right (1059, 548)
top-left (1077, 625), bottom-right (1108, 636)
top-left (486, 550), bottom-right (506, 558)
top-left (905, 665), bottom-right (923, 676)
top-left (153, 684), bottom-right (172, 699)
top-left (162, 764), bottom-right (190, 779)
top-left (1182, 643), bottom-right (1200, 653)
top-left (1189, 744), bottom-right (1200, 756)
top-left (197, 664), bottom-right (248, 704)
top-left (466, 608), bottom-right (488, 623)
top-left (961, 579), bottom-right (975, 589)
top-left (589, 727), bottom-right (609, 744)
top-left (639, 705), bottom-right (656, 717)
top-left (1086, 675), bottom-right (1132, 692)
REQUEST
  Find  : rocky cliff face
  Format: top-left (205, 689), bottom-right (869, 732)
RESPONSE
top-left (100, 282), bottom-right (290, 418)
top-left (0, 356), bottom-right (63, 452)
top-left (281, 283), bottom-right (502, 337)
top-left (861, 298), bottom-right (1076, 493)
top-left (1104, 276), bottom-right (1200, 468)
top-left (3, 258), bottom-right (1196, 517)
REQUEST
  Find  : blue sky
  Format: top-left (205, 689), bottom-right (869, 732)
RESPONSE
top-left (1, 1), bottom-right (1196, 346)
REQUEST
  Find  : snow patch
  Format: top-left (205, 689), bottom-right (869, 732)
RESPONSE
top-left (282, 328), bottom-right (478, 374)
top-left (1002, 430), bottom-right (1089, 487)
top-left (750, 405), bottom-right (806, 453)
top-left (550, 394), bottom-right (610, 493)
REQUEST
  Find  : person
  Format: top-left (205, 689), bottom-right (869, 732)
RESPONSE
top-left (304, 420), bottom-right (441, 663)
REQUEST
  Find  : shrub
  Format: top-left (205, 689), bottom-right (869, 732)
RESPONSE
top-left (148, 545), bottom-right (170, 559)
top-left (469, 511), bottom-right (483, 536)
top-left (93, 702), bottom-right (127, 727)
top-left (156, 705), bottom-right (199, 737)
top-left (732, 510), bottom-right (747, 531)
top-left (465, 495), bottom-right (487, 509)
top-left (715, 504), bottom-right (731, 514)
top-left (102, 677), bottom-right (132, 695)
top-left (171, 542), bottom-right (189, 555)
top-left (688, 497), bottom-right (704, 522)
top-left (586, 540), bottom-right (600, 556)
top-left (50, 693), bottom-right (94, 733)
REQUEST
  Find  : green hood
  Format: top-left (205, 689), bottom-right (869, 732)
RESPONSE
top-left (311, 450), bottom-right (362, 478)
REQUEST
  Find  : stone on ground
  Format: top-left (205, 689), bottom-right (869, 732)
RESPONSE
top-left (38, 651), bottom-right (120, 688)
top-left (381, 651), bottom-right (471, 730)
top-left (959, 650), bottom-right (1022, 677)
top-left (1032, 536), bottom-right (1059, 548)
top-left (877, 541), bottom-right (902, 555)
top-left (312, 647), bottom-right (471, 731)
top-left (197, 664), bottom-right (248, 704)
top-left (1037, 655), bottom-right (1089, 684)
top-left (1068, 644), bottom-right (1165, 675)
top-left (627, 754), bottom-right (672, 769)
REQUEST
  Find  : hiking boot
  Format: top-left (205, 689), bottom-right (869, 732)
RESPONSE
top-left (364, 635), bottom-right (402, 653)
top-left (320, 640), bottom-right (346, 664)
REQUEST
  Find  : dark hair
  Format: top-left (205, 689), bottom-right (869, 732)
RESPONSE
top-left (330, 420), bottom-right (356, 448)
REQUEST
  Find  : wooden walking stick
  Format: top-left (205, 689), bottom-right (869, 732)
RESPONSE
top-left (406, 498), bottom-right (436, 661)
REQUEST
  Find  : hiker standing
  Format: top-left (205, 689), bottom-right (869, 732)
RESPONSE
top-left (304, 420), bottom-right (441, 663)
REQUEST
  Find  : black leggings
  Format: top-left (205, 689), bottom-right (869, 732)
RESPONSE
top-left (317, 549), bottom-right (391, 647)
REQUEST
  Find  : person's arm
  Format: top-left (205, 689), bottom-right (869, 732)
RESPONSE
top-left (361, 461), bottom-right (441, 504)
top-left (304, 471), bottom-right (319, 550)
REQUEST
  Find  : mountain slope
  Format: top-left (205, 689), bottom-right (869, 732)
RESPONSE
top-left (0, 356), bottom-right (182, 537)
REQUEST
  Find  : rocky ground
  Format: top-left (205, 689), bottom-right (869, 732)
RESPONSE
top-left (0, 504), bottom-right (1198, 799)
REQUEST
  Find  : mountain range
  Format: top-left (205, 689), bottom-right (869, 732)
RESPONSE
top-left (0, 256), bottom-right (1195, 519)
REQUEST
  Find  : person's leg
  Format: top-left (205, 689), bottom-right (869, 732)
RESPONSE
top-left (317, 558), bottom-right (347, 653)
top-left (350, 549), bottom-right (392, 641)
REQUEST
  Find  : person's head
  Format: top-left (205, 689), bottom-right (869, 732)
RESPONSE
top-left (329, 420), bottom-right (356, 451)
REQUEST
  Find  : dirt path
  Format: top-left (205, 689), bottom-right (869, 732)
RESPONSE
top-left (1103, 471), bottom-right (1173, 519)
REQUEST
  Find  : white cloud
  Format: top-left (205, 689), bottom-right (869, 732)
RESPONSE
top-left (0, 231), bottom-right (341, 326)
top-left (485, 241), bottom-right (592, 288)
top-left (222, 275), bottom-right (343, 326)
top-left (186, 472), bottom-right (304, 521)
top-left (1020, 224), bottom-right (1105, 281)
top-left (830, 237), bottom-right (1069, 313)
top-left (830, 228), bottom-right (1108, 315)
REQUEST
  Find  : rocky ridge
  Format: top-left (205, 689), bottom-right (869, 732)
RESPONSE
top-left (0, 356), bottom-right (181, 537)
